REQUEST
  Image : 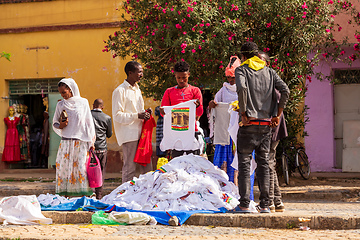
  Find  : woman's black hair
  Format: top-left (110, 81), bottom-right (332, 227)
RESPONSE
top-left (58, 82), bottom-right (69, 89)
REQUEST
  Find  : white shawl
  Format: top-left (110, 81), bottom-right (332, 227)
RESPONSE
top-left (52, 78), bottom-right (95, 143)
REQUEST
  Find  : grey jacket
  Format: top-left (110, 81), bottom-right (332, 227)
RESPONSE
top-left (91, 109), bottom-right (112, 150)
top-left (235, 65), bottom-right (290, 119)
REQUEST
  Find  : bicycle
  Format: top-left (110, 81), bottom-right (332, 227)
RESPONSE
top-left (281, 140), bottom-right (311, 185)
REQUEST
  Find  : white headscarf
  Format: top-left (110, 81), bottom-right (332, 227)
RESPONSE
top-left (52, 78), bottom-right (95, 144)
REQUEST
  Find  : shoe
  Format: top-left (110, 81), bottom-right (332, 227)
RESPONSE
top-left (255, 204), bottom-right (261, 212)
top-left (227, 205), bottom-right (252, 214)
top-left (260, 208), bottom-right (271, 213)
top-left (275, 202), bottom-right (285, 212)
top-left (269, 204), bottom-right (275, 213)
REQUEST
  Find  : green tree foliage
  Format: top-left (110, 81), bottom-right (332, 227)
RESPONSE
top-left (0, 52), bottom-right (11, 61)
top-left (104, 0), bottom-right (360, 141)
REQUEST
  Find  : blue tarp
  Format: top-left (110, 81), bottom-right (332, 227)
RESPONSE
top-left (41, 196), bottom-right (110, 212)
top-left (41, 196), bottom-right (225, 225)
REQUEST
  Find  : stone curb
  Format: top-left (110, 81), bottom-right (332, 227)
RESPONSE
top-left (41, 211), bottom-right (360, 230)
top-left (1, 186), bottom-right (357, 201)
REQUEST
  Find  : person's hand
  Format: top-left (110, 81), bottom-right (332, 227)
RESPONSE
top-left (241, 114), bottom-right (250, 126)
top-left (138, 111), bottom-right (150, 120)
top-left (160, 107), bottom-right (165, 116)
top-left (208, 100), bottom-right (217, 109)
top-left (270, 116), bottom-right (280, 128)
top-left (59, 118), bottom-right (68, 129)
top-left (146, 107), bottom-right (153, 115)
top-left (194, 99), bottom-right (200, 108)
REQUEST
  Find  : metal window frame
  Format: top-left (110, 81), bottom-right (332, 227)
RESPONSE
top-left (7, 78), bottom-right (62, 95)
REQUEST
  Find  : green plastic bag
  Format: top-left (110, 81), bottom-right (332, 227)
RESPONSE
top-left (92, 211), bottom-right (127, 225)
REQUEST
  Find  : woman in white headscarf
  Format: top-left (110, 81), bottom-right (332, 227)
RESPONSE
top-left (53, 78), bottom-right (95, 197)
top-left (208, 56), bottom-right (241, 185)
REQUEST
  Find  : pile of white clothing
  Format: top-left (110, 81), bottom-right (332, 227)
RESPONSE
top-left (37, 193), bottom-right (76, 207)
top-left (101, 155), bottom-right (240, 211)
top-left (0, 195), bottom-right (52, 225)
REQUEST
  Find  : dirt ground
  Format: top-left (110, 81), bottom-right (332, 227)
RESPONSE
top-left (0, 224), bottom-right (359, 240)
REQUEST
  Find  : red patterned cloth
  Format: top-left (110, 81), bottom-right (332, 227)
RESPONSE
top-left (134, 116), bottom-right (156, 166)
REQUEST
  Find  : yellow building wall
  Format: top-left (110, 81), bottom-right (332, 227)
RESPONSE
top-left (0, 0), bottom-right (159, 154)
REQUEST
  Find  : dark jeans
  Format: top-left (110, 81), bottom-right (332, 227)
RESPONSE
top-left (269, 140), bottom-right (282, 206)
top-left (94, 150), bottom-right (107, 200)
top-left (237, 125), bottom-right (271, 208)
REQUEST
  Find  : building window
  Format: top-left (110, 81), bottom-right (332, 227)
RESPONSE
top-left (0, 0), bottom-right (53, 4)
top-left (8, 78), bottom-right (61, 95)
top-left (334, 69), bottom-right (360, 84)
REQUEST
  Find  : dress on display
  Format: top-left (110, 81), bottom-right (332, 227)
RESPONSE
top-left (2, 117), bottom-right (21, 162)
top-left (17, 115), bottom-right (27, 161)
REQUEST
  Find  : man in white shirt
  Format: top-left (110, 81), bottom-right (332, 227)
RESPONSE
top-left (112, 61), bottom-right (153, 183)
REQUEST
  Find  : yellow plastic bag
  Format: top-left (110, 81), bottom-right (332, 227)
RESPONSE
top-left (157, 157), bottom-right (168, 169)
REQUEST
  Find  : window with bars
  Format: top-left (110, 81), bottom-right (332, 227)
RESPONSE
top-left (8, 78), bottom-right (61, 95)
top-left (334, 69), bottom-right (360, 84)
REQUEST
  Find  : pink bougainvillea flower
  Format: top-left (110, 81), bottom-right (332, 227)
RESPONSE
top-left (325, 29), bottom-right (330, 32)
top-left (354, 43), bottom-right (360, 51)
top-left (149, 48), bottom-right (153, 52)
top-left (322, 53), bottom-right (328, 57)
top-left (286, 53), bottom-right (290, 56)
top-left (192, 28), bottom-right (195, 31)
top-left (114, 31), bottom-right (118, 36)
top-left (219, 6), bottom-right (222, 10)
top-left (183, 31), bottom-right (187, 34)
top-left (355, 34), bottom-right (360, 42)
top-left (328, 0), bottom-right (333, 4)
top-left (199, 23), bottom-right (204, 27)
top-left (181, 50), bottom-right (185, 53)
top-left (191, 49), bottom-right (196, 53)
top-left (338, 26), bottom-right (342, 31)
top-left (330, 14), bottom-right (335, 18)
top-left (181, 18), bottom-right (186, 23)
top-left (301, 2), bottom-right (308, 9)
top-left (206, 23), bottom-right (210, 27)
top-left (349, 54), bottom-right (357, 61)
top-left (219, 65), bottom-right (224, 68)
top-left (132, 54), bottom-right (138, 59)
top-left (171, 7), bottom-right (174, 11)
top-left (198, 45), bottom-right (202, 49)
top-left (247, 2), bottom-right (252, 6)
top-left (187, 14), bottom-right (191, 17)
top-left (199, 30), bottom-right (204, 34)
top-left (222, 19), bottom-right (226, 23)
top-left (176, 24), bottom-right (182, 29)
top-left (181, 43), bottom-right (187, 49)
top-left (228, 37), bottom-right (232, 41)
top-left (266, 22), bottom-right (271, 28)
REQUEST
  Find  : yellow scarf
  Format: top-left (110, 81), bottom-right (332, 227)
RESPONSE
top-left (240, 56), bottom-right (266, 71)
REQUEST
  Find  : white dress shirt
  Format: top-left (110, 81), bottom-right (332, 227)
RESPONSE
top-left (112, 80), bottom-right (144, 146)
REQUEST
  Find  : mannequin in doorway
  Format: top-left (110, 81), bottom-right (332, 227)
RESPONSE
top-left (40, 96), bottom-right (49, 168)
top-left (2, 106), bottom-right (21, 162)
top-left (17, 104), bottom-right (28, 162)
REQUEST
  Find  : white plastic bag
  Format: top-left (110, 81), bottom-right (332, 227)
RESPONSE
top-left (109, 211), bottom-right (157, 225)
top-left (0, 195), bottom-right (52, 225)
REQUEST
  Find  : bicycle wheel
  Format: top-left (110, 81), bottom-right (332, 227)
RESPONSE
top-left (281, 154), bottom-right (290, 185)
top-left (297, 148), bottom-right (311, 180)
